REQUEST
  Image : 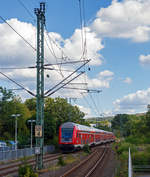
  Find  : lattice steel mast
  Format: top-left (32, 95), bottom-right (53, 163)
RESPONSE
top-left (34, 2), bottom-right (45, 170)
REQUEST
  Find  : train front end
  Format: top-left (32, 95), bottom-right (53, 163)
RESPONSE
top-left (59, 122), bottom-right (76, 152)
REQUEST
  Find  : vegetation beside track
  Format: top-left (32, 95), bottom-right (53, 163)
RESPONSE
top-left (18, 158), bottom-right (38, 177)
top-left (109, 111), bottom-right (150, 177)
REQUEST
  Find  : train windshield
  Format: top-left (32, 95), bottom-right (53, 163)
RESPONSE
top-left (61, 128), bottom-right (73, 142)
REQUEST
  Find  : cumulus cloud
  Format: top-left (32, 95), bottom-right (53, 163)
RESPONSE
top-left (75, 104), bottom-right (92, 116)
top-left (139, 54), bottom-right (150, 65)
top-left (91, 0), bottom-right (150, 42)
top-left (51, 69), bottom-right (114, 98)
top-left (0, 18), bottom-right (108, 99)
top-left (113, 88), bottom-right (150, 113)
top-left (63, 28), bottom-right (104, 65)
top-left (0, 18), bottom-right (36, 67)
top-left (0, 18), bottom-right (104, 67)
top-left (99, 70), bottom-right (114, 77)
top-left (79, 70), bottom-right (114, 89)
top-left (123, 77), bottom-right (132, 84)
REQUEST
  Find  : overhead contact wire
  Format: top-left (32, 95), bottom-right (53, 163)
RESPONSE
top-left (0, 16), bottom-right (36, 51)
top-left (17, 0), bottom-right (36, 21)
top-left (0, 71), bottom-right (36, 96)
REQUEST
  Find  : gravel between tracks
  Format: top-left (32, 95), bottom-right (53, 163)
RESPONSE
top-left (90, 148), bottom-right (117, 177)
top-left (102, 149), bottom-right (117, 177)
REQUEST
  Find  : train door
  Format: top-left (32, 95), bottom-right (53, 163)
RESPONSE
top-left (81, 134), bottom-right (83, 145)
top-left (76, 132), bottom-right (79, 144)
top-left (94, 133), bottom-right (95, 144)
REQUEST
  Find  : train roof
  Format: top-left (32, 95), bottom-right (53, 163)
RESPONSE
top-left (60, 122), bottom-right (113, 134)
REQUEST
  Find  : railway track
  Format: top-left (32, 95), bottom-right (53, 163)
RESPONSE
top-left (0, 153), bottom-right (62, 177)
top-left (0, 144), bottom-right (113, 177)
top-left (60, 145), bottom-right (110, 177)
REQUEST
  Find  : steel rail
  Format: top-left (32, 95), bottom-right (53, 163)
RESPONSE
top-left (60, 146), bottom-right (110, 177)
top-left (85, 148), bottom-right (108, 177)
top-left (0, 153), bottom-right (62, 176)
top-left (60, 150), bottom-right (97, 177)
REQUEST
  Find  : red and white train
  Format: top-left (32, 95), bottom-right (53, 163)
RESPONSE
top-left (59, 122), bottom-right (115, 152)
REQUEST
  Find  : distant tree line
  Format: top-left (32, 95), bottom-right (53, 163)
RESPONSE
top-left (0, 86), bottom-right (88, 147)
top-left (111, 113), bottom-right (150, 144)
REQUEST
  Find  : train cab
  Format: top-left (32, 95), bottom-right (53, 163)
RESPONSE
top-left (59, 122), bottom-right (76, 151)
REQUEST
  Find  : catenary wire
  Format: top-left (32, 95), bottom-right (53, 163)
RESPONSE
top-left (0, 15), bottom-right (36, 51)
top-left (89, 93), bottom-right (102, 117)
top-left (78, 0), bottom-right (87, 60)
top-left (44, 60), bottom-right (90, 95)
top-left (44, 33), bottom-right (64, 77)
top-left (80, 92), bottom-right (98, 116)
top-left (79, 0), bottom-right (84, 58)
top-left (46, 72), bottom-right (84, 97)
top-left (0, 71), bottom-right (36, 96)
top-left (17, 0), bottom-right (36, 21)
top-left (45, 25), bottom-right (69, 61)
top-left (0, 67), bottom-right (36, 70)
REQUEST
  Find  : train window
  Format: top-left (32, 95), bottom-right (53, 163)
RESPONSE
top-left (61, 128), bottom-right (73, 139)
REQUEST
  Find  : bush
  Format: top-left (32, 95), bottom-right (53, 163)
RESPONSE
top-left (120, 151), bottom-right (128, 161)
top-left (126, 135), bottom-right (150, 145)
top-left (115, 141), bottom-right (137, 155)
top-left (83, 144), bottom-right (91, 154)
top-left (132, 151), bottom-right (150, 165)
top-left (146, 145), bottom-right (150, 153)
top-left (18, 158), bottom-right (38, 177)
top-left (57, 156), bottom-right (65, 166)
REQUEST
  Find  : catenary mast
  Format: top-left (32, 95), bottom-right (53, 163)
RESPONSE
top-left (34, 2), bottom-right (45, 170)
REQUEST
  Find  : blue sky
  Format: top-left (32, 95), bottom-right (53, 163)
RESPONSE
top-left (1, 0), bottom-right (150, 118)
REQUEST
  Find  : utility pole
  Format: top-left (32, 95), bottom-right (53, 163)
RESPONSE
top-left (34, 2), bottom-right (45, 170)
top-left (28, 120), bottom-right (36, 148)
top-left (11, 114), bottom-right (20, 150)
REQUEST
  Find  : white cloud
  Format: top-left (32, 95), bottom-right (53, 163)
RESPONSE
top-left (78, 70), bottom-right (114, 89)
top-left (123, 77), bottom-right (132, 84)
top-left (91, 0), bottom-right (150, 42)
top-left (0, 18), bottom-right (36, 67)
top-left (113, 88), bottom-right (150, 113)
top-left (99, 70), bottom-right (114, 77)
top-left (63, 27), bottom-right (104, 65)
top-left (139, 54), bottom-right (150, 65)
top-left (0, 18), bottom-right (106, 97)
top-left (0, 18), bottom-right (104, 68)
top-left (75, 104), bottom-right (91, 116)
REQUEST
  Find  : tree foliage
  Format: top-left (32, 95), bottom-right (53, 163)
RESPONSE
top-left (44, 97), bottom-right (86, 144)
top-left (0, 87), bottom-right (30, 145)
top-left (111, 112), bottom-right (150, 145)
top-left (111, 114), bottom-right (130, 137)
top-left (0, 87), bottom-right (87, 147)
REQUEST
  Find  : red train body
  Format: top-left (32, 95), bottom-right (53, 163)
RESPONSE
top-left (59, 122), bottom-right (115, 152)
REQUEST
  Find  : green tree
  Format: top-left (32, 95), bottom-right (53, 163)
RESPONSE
top-left (0, 87), bottom-right (30, 146)
top-left (25, 98), bottom-right (36, 114)
top-left (44, 97), bottom-right (86, 144)
top-left (111, 114), bottom-right (130, 137)
top-left (146, 111), bottom-right (150, 130)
